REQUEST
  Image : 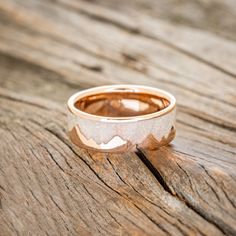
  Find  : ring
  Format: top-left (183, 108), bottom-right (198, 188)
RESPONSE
top-left (67, 85), bottom-right (176, 153)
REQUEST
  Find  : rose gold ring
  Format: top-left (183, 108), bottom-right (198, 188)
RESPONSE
top-left (67, 85), bottom-right (176, 153)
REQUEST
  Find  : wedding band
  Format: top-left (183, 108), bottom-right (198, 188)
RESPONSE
top-left (67, 85), bottom-right (176, 153)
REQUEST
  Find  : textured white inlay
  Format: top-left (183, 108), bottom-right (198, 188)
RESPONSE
top-left (68, 108), bottom-right (176, 146)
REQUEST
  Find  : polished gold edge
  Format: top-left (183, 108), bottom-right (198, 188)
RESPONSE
top-left (67, 85), bottom-right (176, 122)
top-left (69, 126), bottom-right (176, 153)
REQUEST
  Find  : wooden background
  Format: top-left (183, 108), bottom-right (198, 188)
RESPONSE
top-left (0, 0), bottom-right (236, 235)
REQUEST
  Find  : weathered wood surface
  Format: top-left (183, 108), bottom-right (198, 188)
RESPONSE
top-left (94, 0), bottom-right (236, 41)
top-left (0, 0), bottom-right (236, 235)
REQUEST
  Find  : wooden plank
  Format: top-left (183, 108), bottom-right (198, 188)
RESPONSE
top-left (0, 0), bottom-right (236, 130)
top-left (0, 0), bottom-right (235, 235)
top-left (56, 0), bottom-right (236, 77)
top-left (89, 0), bottom-right (236, 41)
top-left (0, 89), bottom-right (223, 235)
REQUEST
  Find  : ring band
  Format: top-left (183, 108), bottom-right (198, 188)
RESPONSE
top-left (67, 85), bottom-right (176, 153)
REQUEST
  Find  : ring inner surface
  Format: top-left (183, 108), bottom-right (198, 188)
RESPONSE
top-left (74, 92), bottom-right (170, 117)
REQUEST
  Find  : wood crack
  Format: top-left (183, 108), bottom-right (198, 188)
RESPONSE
top-left (175, 161), bottom-right (195, 194)
top-left (136, 149), bottom-right (234, 235)
top-left (106, 157), bottom-right (196, 235)
top-left (200, 164), bottom-right (236, 210)
top-left (107, 210), bottom-right (122, 227)
top-left (135, 149), bottom-right (173, 194)
top-left (133, 203), bottom-right (171, 235)
top-left (49, 195), bottom-right (65, 214)
top-left (41, 144), bottom-right (66, 173)
top-left (106, 157), bottom-right (127, 185)
top-left (82, 183), bottom-right (99, 203)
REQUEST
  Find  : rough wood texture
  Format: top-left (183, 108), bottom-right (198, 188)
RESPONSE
top-left (0, 0), bottom-right (236, 235)
top-left (93, 0), bottom-right (236, 41)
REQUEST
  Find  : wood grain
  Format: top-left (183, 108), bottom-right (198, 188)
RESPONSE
top-left (91, 0), bottom-right (236, 41)
top-left (0, 0), bottom-right (235, 235)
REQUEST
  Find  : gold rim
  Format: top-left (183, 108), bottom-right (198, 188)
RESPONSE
top-left (67, 85), bottom-right (176, 122)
